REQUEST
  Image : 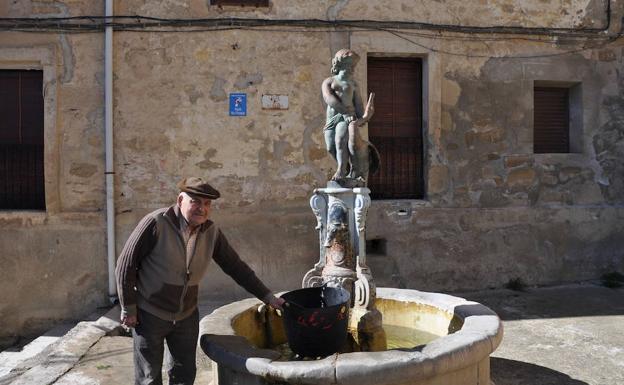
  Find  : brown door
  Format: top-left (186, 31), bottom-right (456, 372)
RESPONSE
top-left (367, 58), bottom-right (423, 199)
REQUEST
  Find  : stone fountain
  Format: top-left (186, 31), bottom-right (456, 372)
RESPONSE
top-left (199, 49), bottom-right (503, 385)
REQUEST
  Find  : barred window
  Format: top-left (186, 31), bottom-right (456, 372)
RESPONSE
top-left (0, 70), bottom-right (45, 210)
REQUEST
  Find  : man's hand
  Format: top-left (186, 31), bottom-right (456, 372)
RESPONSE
top-left (264, 294), bottom-right (286, 311)
top-left (121, 314), bottom-right (138, 328)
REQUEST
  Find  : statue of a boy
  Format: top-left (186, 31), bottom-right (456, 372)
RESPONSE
top-left (322, 49), bottom-right (379, 184)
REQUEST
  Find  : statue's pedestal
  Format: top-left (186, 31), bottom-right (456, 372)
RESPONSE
top-left (303, 181), bottom-right (386, 351)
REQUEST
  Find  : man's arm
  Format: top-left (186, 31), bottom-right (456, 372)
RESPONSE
top-left (115, 214), bottom-right (158, 326)
top-left (212, 229), bottom-right (284, 309)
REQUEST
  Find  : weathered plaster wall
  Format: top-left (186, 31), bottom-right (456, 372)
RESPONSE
top-left (1, 0), bottom-right (623, 338)
top-left (112, 26), bottom-right (332, 298)
top-left (0, 214), bottom-right (106, 337)
top-left (349, 0), bottom-right (624, 290)
top-left (367, 205), bottom-right (624, 290)
top-left (0, 1), bottom-right (107, 341)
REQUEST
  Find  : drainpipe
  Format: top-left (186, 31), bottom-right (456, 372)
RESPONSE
top-left (105, 0), bottom-right (117, 303)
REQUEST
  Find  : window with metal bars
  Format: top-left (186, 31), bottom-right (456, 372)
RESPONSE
top-left (367, 57), bottom-right (424, 199)
top-left (0, 70), bottom-right (45, 210)
top-left (533, 86), bottom-right (570, 153)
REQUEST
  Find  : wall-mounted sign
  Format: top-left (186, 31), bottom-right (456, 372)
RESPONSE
top-left (261, 94), bottom-right (289, 110)
top-left (229, 93), bottom-right (247, 116)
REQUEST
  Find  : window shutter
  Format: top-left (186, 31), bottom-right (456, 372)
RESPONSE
top-left (534, 87), bottom-right (569, 153)
top-left (0, 70), bottom-right (45, 210)
top-left (367, 58), bottom-right (424, 199)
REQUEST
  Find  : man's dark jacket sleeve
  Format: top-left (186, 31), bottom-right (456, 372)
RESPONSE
top-left (115, 214), bottom-right (158, 318)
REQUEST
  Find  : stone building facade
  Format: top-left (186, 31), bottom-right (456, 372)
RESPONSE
top-left (1, 0), bottom-right (623, 339)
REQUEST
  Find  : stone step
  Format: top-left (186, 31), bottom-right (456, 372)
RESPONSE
top-left (0, 306), bottom-right (122, 385)
top-left (1, 304), bottom-right (219, 385)
top-left (0, 323), bottom-right (74, 378)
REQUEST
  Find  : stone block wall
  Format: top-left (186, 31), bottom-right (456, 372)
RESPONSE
top-left (1, 0), bottom-right (622, 338)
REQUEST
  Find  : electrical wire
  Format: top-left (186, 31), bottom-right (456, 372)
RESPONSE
top-left (381, 28), bottom-right (621, 59)
top-left (0, 17), bottom-right (620, 39)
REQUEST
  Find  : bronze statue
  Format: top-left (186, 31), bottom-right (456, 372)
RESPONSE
top-left (322, 49), bottom-right (380, 184)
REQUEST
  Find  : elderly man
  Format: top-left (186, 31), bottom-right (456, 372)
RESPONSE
top-left (116, 177), bottom-right (284, 385)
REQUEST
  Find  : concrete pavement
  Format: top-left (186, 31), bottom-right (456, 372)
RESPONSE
top-left (1, 283), bottom-right (622, 385)
top-left (460, 283), bottom-right (624, 385)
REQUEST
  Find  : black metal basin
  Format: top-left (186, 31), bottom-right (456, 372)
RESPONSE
top-left (280, 286), bottom-right (350, 357)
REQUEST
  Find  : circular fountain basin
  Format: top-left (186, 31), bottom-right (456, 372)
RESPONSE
top-left (200, 288), bottom-right (503, 385)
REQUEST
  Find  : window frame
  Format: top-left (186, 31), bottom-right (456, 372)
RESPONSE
top-left (0, 47), bottom-right (57, 213)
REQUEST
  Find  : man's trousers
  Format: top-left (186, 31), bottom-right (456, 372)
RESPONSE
top-left (132, 308), bottom-right (199, 385)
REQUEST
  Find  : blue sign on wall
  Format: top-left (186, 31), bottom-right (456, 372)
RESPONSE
top-left (229, 93), bottom-right (247, 116)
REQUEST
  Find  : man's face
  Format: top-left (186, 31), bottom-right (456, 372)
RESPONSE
top-left (177, 192), bottom-right (212, 227)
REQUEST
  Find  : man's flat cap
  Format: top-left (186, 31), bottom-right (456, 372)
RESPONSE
top-left (177, 177), bottom-right (220, 199)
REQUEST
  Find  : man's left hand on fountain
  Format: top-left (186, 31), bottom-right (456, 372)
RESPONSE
top-left (263, 293), bottom-right (286, 311)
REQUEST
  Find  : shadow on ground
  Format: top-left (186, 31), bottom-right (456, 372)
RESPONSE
top-left (456, 284), bottom-right (624, 321)
top-left (492, 357), bottom-right (588, 385)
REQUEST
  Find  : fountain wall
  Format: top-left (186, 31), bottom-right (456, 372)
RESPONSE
top-left (200, 288), bottom-right (503, 385)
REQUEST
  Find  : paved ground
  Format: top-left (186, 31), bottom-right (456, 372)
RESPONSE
top-left (1, 283), bottom-right (623, 384)
top-left (460, 283), bottom-right (624, 385)
top-left (51, 336), bottom-right (214, 385)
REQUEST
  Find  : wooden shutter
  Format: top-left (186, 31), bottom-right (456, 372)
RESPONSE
top-left (534, 87), bottom-right (569, 153)
top-left (367, 58), bottom-right (423, 199)
top-left (0, 70), bottom-right (45, 210)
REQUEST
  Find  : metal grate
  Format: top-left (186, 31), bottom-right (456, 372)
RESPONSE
top-left (369, 136), bottom-right (423, 199)
top-left (367, 58), bottom-right (423, 199)
top-left (0, 144), bottom-right (45, 209)
top-left (534, 87), bottom-right (570, 153)
top-left (0, 70), bottom-right (45, 210)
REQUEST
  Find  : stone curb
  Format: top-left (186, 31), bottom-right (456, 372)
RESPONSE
top-left (0, 306), bottom-right (123, 385)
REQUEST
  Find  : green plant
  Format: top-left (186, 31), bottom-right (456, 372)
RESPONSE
top-left (601, 271), bottom-right (624, 288)
top-left (504, 277), bottom-right (527, 292)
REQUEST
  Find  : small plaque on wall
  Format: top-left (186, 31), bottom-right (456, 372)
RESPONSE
top-left (229, 93), bottom-right (247, 116)
top-left (261, 94), bottom-right (289, 110)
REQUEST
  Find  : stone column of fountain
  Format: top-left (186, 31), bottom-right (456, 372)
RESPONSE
top-left (301, 48), bottom-right (386, 351)
top-left (303, 183), bottom-right (386, 351)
